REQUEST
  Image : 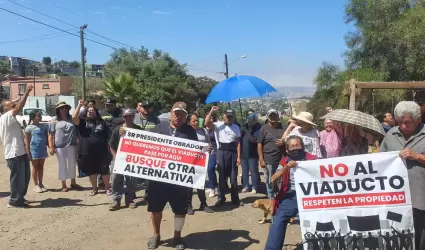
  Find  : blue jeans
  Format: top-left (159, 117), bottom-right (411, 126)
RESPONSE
top-left (111, 173), bottom-right (136, 203)
top-left (6, 154), bottom-right (30, 205)
top-left (207, 154), bottom-right (217, 189)
top-left (264, 163), bottom-right (279, 199)
top-left (265, 192), bottom-right (298, 250)
top-left (241, 158), bottom-right (259, 190)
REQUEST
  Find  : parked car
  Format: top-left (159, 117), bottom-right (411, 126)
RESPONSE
top-left (16, 107), bottom-right (53, 128)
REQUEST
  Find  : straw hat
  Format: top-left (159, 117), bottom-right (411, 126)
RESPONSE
top-left (55, 101), bottom-right (71, 110)
top-left (292, 112), bottom-right (316, 126)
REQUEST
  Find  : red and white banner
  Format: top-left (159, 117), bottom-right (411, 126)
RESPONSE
top-left (113, 128), bottom-right (209, 189)
top-left (295, 152), bottom-right (414, 240)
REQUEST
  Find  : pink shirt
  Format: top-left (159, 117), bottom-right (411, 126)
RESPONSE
top-left (319, 130), bottom-right (341, 158)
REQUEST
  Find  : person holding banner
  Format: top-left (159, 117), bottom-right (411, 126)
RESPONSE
top-left (145, 101), bottom-right (198, 250)
top-left (108, 109), bottom-right (140, 211)
top-left (205, 107), bottom-right (242, 208)
top-left (380, 101), bottom-right (425, 250)
top-left (186, 113), bottom-right (214, 214)
top-left (265, 135), bottom-right (317, 250)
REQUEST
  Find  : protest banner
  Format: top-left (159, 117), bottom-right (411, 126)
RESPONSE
top-left (294, 152), bottom-right (415, 249)
top-left (113, 128), bottom-right (209, 189)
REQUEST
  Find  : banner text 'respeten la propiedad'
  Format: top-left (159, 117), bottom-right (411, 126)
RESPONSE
top-left (113, 128), bottom-right (209, 189)
top-left (294, 152), bottom-right (414, 239)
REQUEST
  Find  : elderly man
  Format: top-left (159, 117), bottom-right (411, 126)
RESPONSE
top-left (146, 101), bottom-right (197, 250)
top-left (380, 101), bottom-right (425, 250)
top-left (0, 84), bottom-right (33, 208)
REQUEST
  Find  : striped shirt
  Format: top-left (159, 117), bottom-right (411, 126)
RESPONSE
top-left (380, 124), bottom-right (425, 211)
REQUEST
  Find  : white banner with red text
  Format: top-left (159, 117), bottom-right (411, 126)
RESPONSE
top-left (113, 128), bottom-right (209, 189)
top-left (294, 152), bottom-right (414, 247)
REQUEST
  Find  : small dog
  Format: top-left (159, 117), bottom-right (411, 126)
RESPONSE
top-left (252, 199), bottom-right (274, 224)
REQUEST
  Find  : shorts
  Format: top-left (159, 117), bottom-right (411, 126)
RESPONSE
top-left (78, 154), bottom-right (110, 176)
top-left (147, 181), bottom-right (189, 215)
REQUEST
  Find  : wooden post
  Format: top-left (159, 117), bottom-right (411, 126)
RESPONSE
top-left (349, 79), bottom-right (356, 110)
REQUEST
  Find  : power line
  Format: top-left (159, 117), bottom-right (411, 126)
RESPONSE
top-left (7, 0), bottom-right (138, 50)
top-left (187, 67), bottom-right (222, 74)
top-left (0, 8), bottom-right (118, 50)
top-left (0, 31), bottom-right (73, 44)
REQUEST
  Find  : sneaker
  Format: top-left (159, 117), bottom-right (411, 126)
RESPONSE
top-left (33, 185), bottom-right (43, 193)
top-left (172, 237), bottom-right (186, 250)
top-left (7, 203), bottom-right (28, 208)
top-left (39, 184), bottom-right (47, 192)
top-left (187, 205), bottom-right (194, 215)
top-left (241, 187), bottom-right (249, 193)
top-left (200, 205), bottom-right (214, 213)
top-left (147, 235), bottom-right (160, 249)
top-left (109, 200), bottom-right (120, 211)
top-left (251, 189), bottom-right (257, 194)
top-left (208, 189), bottom-right (218, 198)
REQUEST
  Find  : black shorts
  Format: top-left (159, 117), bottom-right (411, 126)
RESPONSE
top-left (147, 181), bottom-right (189, 215)
top-left (78, 154), bottom-right (110, 176)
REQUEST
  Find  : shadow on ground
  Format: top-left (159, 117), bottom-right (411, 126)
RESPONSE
top-left (32, 198), bottom-right (108, 208)
top-left (162, 229), bottom-right (260, 250)
top-left (0, 192), bottom-right (9, 198)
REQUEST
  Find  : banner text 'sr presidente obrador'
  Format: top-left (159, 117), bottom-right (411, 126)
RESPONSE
top-left (113, 128), bottom-right (209, 189)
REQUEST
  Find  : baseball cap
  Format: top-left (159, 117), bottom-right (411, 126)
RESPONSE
top-left (172, 101), bottom-right (187, 113)
top-left (105, 97), bottom-right (116, 104)
top-left (123, 109), bottom-right (135, 117)
top-left (225, 109), bottom-right (235, 116)
top-left (267, 109), bottom-right (279, 117)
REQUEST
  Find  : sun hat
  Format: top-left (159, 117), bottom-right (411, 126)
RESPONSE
top-left (172, 101), bottom-right (187, 113)
top-left (55, 101), bottom-right (71, 110)
top-left (292, 111), bottom-right (316, 126)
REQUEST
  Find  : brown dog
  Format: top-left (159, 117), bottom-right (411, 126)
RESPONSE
top-left (252, 199), bottom-right (296, 224)
top-left (252, 199), bottom-right (274, 224)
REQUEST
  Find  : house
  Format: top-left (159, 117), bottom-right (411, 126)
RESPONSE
top-left (0, 56), bottom-right (40, 76)
top-left (1, 75), bottom-right (73, 100)
top-left (86, 64), bottom-right (104, 78)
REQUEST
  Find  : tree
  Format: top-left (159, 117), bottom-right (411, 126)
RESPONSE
top-left (42, 57), bottom-right (52, 65)
top-left (104, 47), bottom-right (216, 111)
top-left (103, 72), bottom-right (138, 106)
top-left (69, 61), bottom-right (80, 68)
top-left (70, 76), bottom-right (104, 98)
top-left (0, 61), bottom-right (11, 75)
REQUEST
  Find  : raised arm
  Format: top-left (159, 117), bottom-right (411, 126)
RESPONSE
top-left (73, 100), bottom-right (84, 126)
top-left (11, 84), bottom-right (33, 117)
top-left (281, 121), bottom-right (297, 140)
top-left (24, 129), bottom-right (31, 159)
top-left (205, 106), bottom-right (219, 129)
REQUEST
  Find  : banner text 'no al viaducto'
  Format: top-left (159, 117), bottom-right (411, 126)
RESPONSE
top-left (295, 151), bottom-right (414, 239)
top-left (113, 128), bottom-right (209, 189)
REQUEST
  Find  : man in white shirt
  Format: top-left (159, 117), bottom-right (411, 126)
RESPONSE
top-left (205, 106), bottom-right (242, 207)
top-left (0, 84), bottom-right (33, 208)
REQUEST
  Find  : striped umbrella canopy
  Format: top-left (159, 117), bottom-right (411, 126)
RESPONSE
top-left (321, 109), bottom-right (385, 137)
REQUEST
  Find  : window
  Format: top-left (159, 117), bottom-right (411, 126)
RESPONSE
top-left (18, 84), bottom-right (27, 95)
top-left (42, 84), bottom-right (50, 89)
top-left (23, 108), bottom-right (48, 116)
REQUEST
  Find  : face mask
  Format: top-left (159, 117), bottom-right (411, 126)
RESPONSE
top-left (287, 148), bottom-right (305, 160)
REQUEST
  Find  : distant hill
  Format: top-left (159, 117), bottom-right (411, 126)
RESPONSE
top-left (269, 86), bottom-right (316, 99)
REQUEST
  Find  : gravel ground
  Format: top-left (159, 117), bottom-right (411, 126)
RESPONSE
top-left (0, 150), bottom-right (301, 250)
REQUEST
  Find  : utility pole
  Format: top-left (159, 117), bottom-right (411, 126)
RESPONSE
top-left (80, 24), bottom-right (88, 100)
top-left (224, 54), bottom-right (230, 108)
top-left (224, 54), bottom-right (229, 79)
top-left (32, 65), bottom-right (36, 96)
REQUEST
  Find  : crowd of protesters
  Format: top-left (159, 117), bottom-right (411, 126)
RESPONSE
top-left (0, 86), bottom-right (424, 250)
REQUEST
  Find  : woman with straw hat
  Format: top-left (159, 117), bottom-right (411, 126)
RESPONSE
top-left (280, 112), bottom-right (322, 158)
top-left (48, 101), bottom-right (82, 192)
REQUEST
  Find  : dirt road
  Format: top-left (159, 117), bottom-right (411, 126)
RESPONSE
top-left (0, 151), bottom-right (301, 250)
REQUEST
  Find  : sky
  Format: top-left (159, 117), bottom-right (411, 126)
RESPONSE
top-left (0, 0), bottom-right (352, 87)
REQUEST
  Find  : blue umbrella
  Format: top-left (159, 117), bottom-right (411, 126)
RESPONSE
top-left (205, 75), bottom-right (277, 103)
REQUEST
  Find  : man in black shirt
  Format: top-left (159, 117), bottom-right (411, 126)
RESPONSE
top-left (108, 109), bottom-right (140, 211)
top-left (146, 101), bottom-right (197, 250)
top-left (98, 97), bottom-right (124, 189)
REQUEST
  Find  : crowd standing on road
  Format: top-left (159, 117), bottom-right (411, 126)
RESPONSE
top-left (0, 91), bottom-right (424, 250)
